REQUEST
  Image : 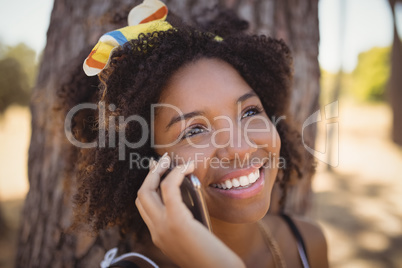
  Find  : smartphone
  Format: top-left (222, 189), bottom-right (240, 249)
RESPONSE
top-left (180, 174), bottom-right (212, 232)
top-left (160, 169), bottom-right (212, 232)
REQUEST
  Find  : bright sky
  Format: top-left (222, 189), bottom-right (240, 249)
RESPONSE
top-left (0, 0), bottom-right (53, 54)
top-left (319, 0), bottom-right (402, 72)
top-left (0, 0), bottom-right (401, 72)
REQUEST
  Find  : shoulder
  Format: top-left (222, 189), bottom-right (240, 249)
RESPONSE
top-left (291, 216), bottom-right (329, 268)
top-left (262, 214), bottom-right (329, 268)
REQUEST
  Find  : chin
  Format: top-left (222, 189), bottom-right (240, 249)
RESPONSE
top-left (210, 198), bottom-right (271, 224)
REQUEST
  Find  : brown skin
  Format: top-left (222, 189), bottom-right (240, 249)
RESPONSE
top-left (263, 215), bottom-right (329, 268)
top-left (136, 58), bottom-right (328, 267)
top-left (132, 215), bottom-right (328, 267)
top-left (72, 27), bottom-right (308, 239)
top-left (154, 58), bottom-right (280, 224)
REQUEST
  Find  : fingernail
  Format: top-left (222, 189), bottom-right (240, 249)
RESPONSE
top-left (154, 152), bottom-right (168, 166)
top-left (156, 152), bottom-right (170, 170)
top-left (149, 157), bottom-right (155, 169)
top-left (161, 152), bottom-right (168, 159)
top-left (180, 160), bottom-right (194, 173)
top-left (188, 160), bottom-right (195, 170)
top-left (150, 158), bottom-right (159, 170)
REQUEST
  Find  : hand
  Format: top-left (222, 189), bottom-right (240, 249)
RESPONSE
top-left (135, 153), bottom-right (245, 268)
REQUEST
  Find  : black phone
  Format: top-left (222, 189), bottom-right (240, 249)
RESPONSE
top-left (160, 169), bottom-right (212, 232)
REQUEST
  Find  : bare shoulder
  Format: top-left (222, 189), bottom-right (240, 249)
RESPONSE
top-left (262, 214), bottom-right (328, 268)
top-left (291, 216), bottom-right (326, 244)
top-left (292, 216), bottom-right (329, 268)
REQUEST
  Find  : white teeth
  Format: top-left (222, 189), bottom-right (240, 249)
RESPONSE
top-left (225, 180), bottom-right (233, 189)
top-left (255, 170), bottom-right (260, 181)
top-left (239, 176), bottom-right (249, 186)
top-left (232, 178), bottom-right (240, 187)
top-left (253, 173), bottom-right (258, 183)
top-left (248, 173), bottom-right (255, 183)
top-left (249, 170), bottom-right (259, 183)
top-left (212, 169), bottom-right (261, 190)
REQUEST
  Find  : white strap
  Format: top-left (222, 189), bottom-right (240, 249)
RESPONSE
top-left (100, 248), bottom-right (118, 268)
top-left (111, 252), bottom-right (159, 268)
top-left (100, 247), bottom-right (159, 268)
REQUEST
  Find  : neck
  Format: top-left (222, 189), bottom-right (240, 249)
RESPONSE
top-left (210, 217), bottom-right (262, 259)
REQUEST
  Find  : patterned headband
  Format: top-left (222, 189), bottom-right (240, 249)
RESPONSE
top-left (83, 0), bottom-right (172, 76)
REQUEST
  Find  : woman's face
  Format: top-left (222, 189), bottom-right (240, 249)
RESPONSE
top-left (153, 58), bottom-right (281, 224)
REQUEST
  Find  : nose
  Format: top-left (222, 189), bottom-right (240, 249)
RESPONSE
top-left (214, 124), bottom-right (258, 162)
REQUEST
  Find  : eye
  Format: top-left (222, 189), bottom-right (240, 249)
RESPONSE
top-left (241, 105), bottom-right (264, 119)
top-left (181, 125), bottom-right (208, 139)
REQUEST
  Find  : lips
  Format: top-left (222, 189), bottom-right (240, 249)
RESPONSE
top-left (211, 169), bottom-right (259, 190)
top-left (209, 167), bottom-right (265, 200)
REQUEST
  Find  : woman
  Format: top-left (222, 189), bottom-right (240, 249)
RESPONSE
top-left (71, 0), bottom-right (328, 267)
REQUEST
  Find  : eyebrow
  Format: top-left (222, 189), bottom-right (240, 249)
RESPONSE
top-left (166, 111), bottom-right (205, 130)
top-left (165, 91), bottom-right (257, 130)
top-left (237, 92), bottom-right (257, 103)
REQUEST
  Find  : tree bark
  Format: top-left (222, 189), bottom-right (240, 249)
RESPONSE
top-left (16, 0), bottom-right (320, 267)
top-left (388, 0), bottom-right (402, 146)
top-left (0, 206), bottom-right (7, 236)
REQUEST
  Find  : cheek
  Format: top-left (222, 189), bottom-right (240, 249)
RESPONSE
top-left (272, 128), bottom-right (281, 154)
top-left (251, 127), bottom-right (281, 154)
top-left (164, 145), bottom-right (216, 181)
top-left (245, 117), bottom-right (281, 151)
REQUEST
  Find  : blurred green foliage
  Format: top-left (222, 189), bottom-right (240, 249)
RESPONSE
top-left (0, 42), bottom-right (38, 113)
top-left (351, 46), bottom-right (391, 102)
top-left (320, 46), bottom-right (391, 104)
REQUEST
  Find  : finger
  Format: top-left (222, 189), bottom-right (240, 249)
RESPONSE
top-left (149, 157), bottom-right (157, 170)
top-left (142, 152), bottom-right (170, 191)
top-left (135, 197), bottom-right (155, 231)
top-left (161, 161), bottom-right (195, 209)
top-left (136, 153), bottom-right (170, 219)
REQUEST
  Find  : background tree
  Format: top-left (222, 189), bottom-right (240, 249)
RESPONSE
top-left (0, 42), bottom-right (37, 265)
top-left (351, 46), bottom-right (391, 102)
top-left (4, 43), bottom-right (38, 87)
top-left (0, 205), bottom-right (7, 236)
top-left (0, 57), bottom-right (29, 113)
top-left (388, 0), bottom-right (402, 146)
top-left (0, 42), bottom-right (37, 114)
top-left (16, 0), bottom-right (320, 267)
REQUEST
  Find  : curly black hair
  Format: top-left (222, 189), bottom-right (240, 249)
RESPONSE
top-left (60, 10), bottom-right (313, 242)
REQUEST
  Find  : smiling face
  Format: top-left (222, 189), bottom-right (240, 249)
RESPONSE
top-left (153, 58), bottom-right (281, 224)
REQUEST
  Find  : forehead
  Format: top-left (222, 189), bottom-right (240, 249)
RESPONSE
top-left (159, 58), bottom-right (253, 109)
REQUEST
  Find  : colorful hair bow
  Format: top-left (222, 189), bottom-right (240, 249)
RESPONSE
top-left (83, 0), bottom-right (172, 76)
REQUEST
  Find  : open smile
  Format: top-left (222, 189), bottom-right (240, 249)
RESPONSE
top-left (211, 169), bottom-right (260, 190)
top-left (208, 165), bottom-right (266, 200)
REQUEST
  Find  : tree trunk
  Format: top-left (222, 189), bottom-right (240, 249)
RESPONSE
top-left (16, 0), bottom-right (319, 267)
top-left (388, 0), bottom-right (402, 146)
top-left (0, 206), bottom-right (7, 236)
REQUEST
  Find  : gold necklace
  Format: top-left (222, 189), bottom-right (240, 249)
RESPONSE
top-left (257, 221), bottom-right (287, 268)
